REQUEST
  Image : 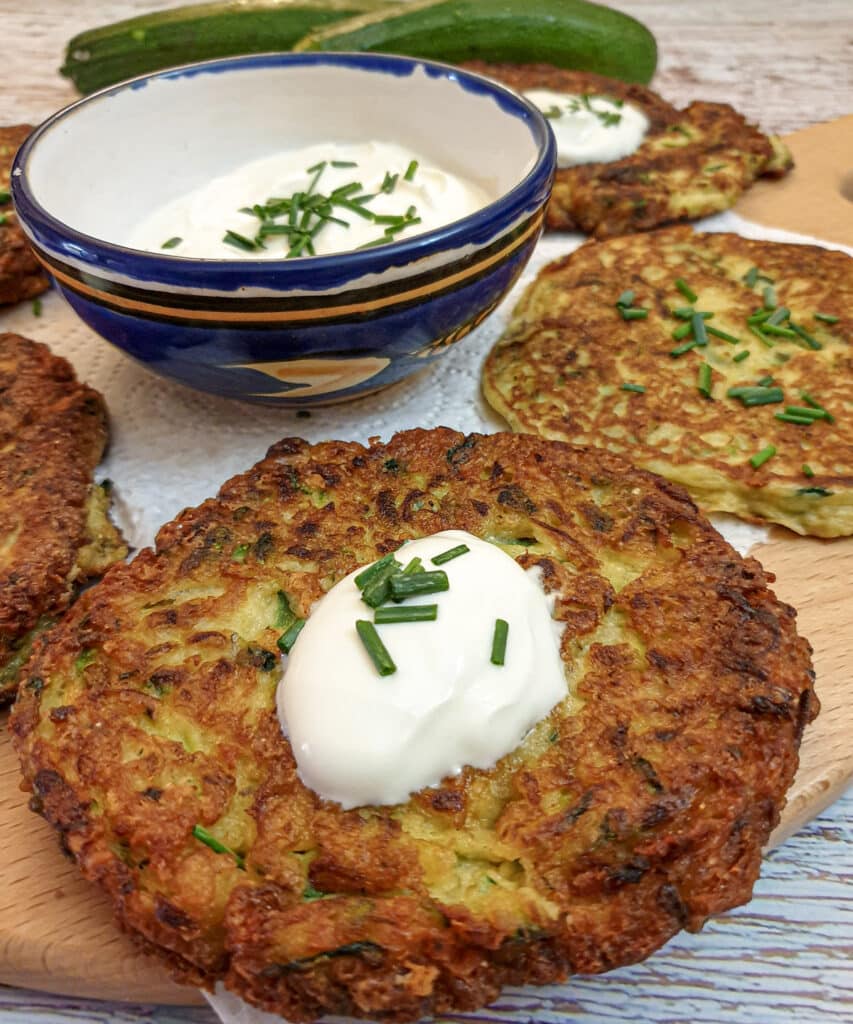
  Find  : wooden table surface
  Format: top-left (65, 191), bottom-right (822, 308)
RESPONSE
top-left (1, 1), bottom-right (851, 1022)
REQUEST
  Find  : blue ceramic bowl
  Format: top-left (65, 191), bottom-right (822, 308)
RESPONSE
top-left (12, 53), bottom-right (555, 405)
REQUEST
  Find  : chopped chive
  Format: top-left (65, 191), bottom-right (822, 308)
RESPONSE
top-left (672, 306), bottom-right (704, 319)
top-left (743, 266), bottom-right (759, 288)
top-left (774, 412), bottom-right (815, 425)
top-left (355, 620), bottom-right (396, 676)
top-left (355, 553), bottom-right (398, 590)
top-left (389, 571), bottom-right (449, 600)
top-left (749, 445), bottom-right (777, 469)
top-left (756, 375), bottom-right (774, 387)
top-left (404, 159), bottom-right (419, 181)
top-left (763, 285), bottom-right (777, 309)
top-left (727, 386), bottom-right (784, 406)
top-left (306, 161), bottom-right (326, 195)
top-left (615, 289), bottom-right (635, 308)
top-left (784, 405), bottom-right (830, 420)
top-left (766, 306), bottom-right (790, 326)
top-left (760, 323), bottom-right (798, 338)
top-left (273, 590), bottom-right (293, 629)
top-left (277, 618), bottom-right (305, 653)
top-left (333, 197), bottom-right (376, 220)
top-left (672, 322), bottom-right (693, 340)
top-left (161, 236), bottom-right (182, 249)
top-left (374, 604), bottom-right (438, 623)
top-left (697, 362), bottom-right (713, 398)
top-left (380, 171), bottom-right (399, 194)
top-left (733, 349), bottom-right (750, 362)
top-left (490, 619), bottom-right (509, 666)
top-left (747, 323), bottom-right (774, 347)
top-left (192, 825), bottom-right (245, 869)
top-left (675, 278), bottom-right (697, 302)
top-left (0, 189), bottom-right (10, 205)
top-left (620, 307), bottom-right (649, 320)
top-left (814, 312), bottom-right (839, 324)
top-left (706, 325), bottom-right (741, 344)
top-left (32, 298), bottom-right (42, 317)
top-left (670, 339), bottom-right (698, 357)
top-left (223, 229), bottom-right (258, 252)
top-left (620, 382), bottom-right (646, 393)
top-left (331, 182), bottom-right (362, 198)
top-left (331, 160), bottom-right (358, 168)
top-left (691, 312), bottom-right (708, 346)
top-left (747, 309), bottom-right (773, 325)
top-left (431, 543), bottom-right (470, 565)
top-left (790, 323), bottom-right (822, 350)
top-left (802, 464), bottom-right (815, 477)
top-left (362, 561), bottom-right (405, 608)
top-left (401, 556), bottom-right (424, 576)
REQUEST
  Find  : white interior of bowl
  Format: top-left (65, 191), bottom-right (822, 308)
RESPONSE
top-left (25, 60), bottom-right (541, 246)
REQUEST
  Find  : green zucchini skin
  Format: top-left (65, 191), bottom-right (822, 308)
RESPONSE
top-left (62, 0), bottom-right (392, 95)
top-left (294, 0), bottom-right (657, 85)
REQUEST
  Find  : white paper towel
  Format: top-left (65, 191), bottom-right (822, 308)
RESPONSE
top-left (2, 212), bottom-right (848, 1024)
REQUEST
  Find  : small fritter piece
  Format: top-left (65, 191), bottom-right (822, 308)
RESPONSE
top-left (463, 64), bottom-right (792, 237)
top-left (0, 333), bottom-right (127, 702)
top-left (483, 228), bottom-right (852, 537)
top-left (13, 428), bottom-right (816, 1021)
top-left (0, 126), bottom-right (49, 305)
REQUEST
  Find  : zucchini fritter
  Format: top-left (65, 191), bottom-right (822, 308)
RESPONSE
top-left (0, 333), bottom-right (127, 702)
top-left (483, 228), bottom-right (852, 537)
top-left (463, 64), bottom-right (792, 238)
top-left (13, 428), bottom-right (815, 1021)
top-left (0, 125), bottom-right (49, 305)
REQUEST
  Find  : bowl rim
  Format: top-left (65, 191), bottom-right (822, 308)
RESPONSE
top-left (12, 51), bottom-right (556, 283)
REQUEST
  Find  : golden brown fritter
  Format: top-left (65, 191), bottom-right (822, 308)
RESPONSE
top-left (483, 228), bottom-right (852, 537)
top-left (12, 428), bottom-right (816, 1021)
top-left (463, 64), bottom-right (792, 238)
top-left (0, 333), bottom-right (127, 702)
top-left (0, 126), bottom-right (49, 305)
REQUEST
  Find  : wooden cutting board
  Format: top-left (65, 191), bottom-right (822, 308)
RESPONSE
top-left (1, 119), bottom-right (852, 1008)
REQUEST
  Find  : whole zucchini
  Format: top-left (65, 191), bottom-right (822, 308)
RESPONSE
top-left (294, 0), bottom-right (657, 84)
top-left (62, 0), bottom-right (393, 95)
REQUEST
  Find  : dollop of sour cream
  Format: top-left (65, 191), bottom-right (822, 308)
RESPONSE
top-left (127, 141), bottom-right (491, 259)
top-left (524, 90), bottom-right (649, 168)
top-left (277, 530), bottom-right (567, 809)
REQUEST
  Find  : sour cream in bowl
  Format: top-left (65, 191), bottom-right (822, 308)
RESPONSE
top-left (12, 53), bottom-right (555, 405)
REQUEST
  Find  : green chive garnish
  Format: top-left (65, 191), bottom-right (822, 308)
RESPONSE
top-left (331, 160), bottom-right (358, 168)
top-left (192, 825), bottom-right (245, 868)
top-left (756, 376), bottom-right (774, 387)
top-left (706, 326), bottom-right (741, 344)
top-left (672, 322), bottom-right (692, 340)
top-left (621, 382), bottom-right (646, 393)
top-left (380, 171), bottom-right (399, 194)
top-left (490, 619), bottom-right (509, 666)
top-left (733, 350), bottom-right (749, 362)
top-left (355, 620), bottom-right (396, 676)
top-left (404, 160), bottom-right (419, 181)
top-left (670, 340), bottom-right (698, 357)
top-left (748, 309), bottom-right (773, 325)
top-left (161, 236), bottom-right (182, 249)
top-left (774, 412), bottom-right (815, 425)
top-left (431, 543), bottom-right (470, 565)
top-left (763, 285), bottom-right (777, 309)
top-left (748, 323), bottom-right (775, 347)
top-left (790, 323), bottom-right (822, 350)
top-left (401, 556), bottom-right (424, 575)
top-left (0, 188), bottom-right (10, 205)
top-left (749, 445), bottom-right (777, 469)
top-left (691, 312), bottom-right (708, 346)
top-left (32, 298), bottom-right (42, 317)
top-left (784, 405), bottom-right (830, 420)
top-left (374, 604), bottom-right (438, 623)
top-left (761, 323), bottom-right (797, 339)
top-left (802, 464), bottom-right (815, 477)
top-left (616, 289), bottom-right (635, 308)
top-left (743, 267), bottom-right (759, 288)
top-left (389, 571), bottom-right (449, 600)
top-left (727, 386), bottom-right (784, 406)
top-left (355, 553), bottom-right (398, 589)
top-left (362, 560), bottom-right (405, 608)
top-left (277, 618), bottom-right (305, 654)
top-left (766, 306), bottom-right (790, 326)
top-left (814, 312), bottom-right (839, 324)
top-left (223, 229), bottom-right (258, 252)
top-left (620, 307), bottom-right (648, 320)
top-left (675, 278), bottom-right (697, 302)
top-left (697, 363), bottom-right (713, 398)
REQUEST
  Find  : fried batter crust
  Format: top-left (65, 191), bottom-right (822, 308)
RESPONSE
top-left (463, 64), bottom-right (792, 237)
top-left (0, 126), bottom-right (49, 305)
top-left (483, 228), bottom-right (852, 537)
top-left (12, 429), bottom-right (816, 1021)
top-left (0, 333), bottom-right (126, 702)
